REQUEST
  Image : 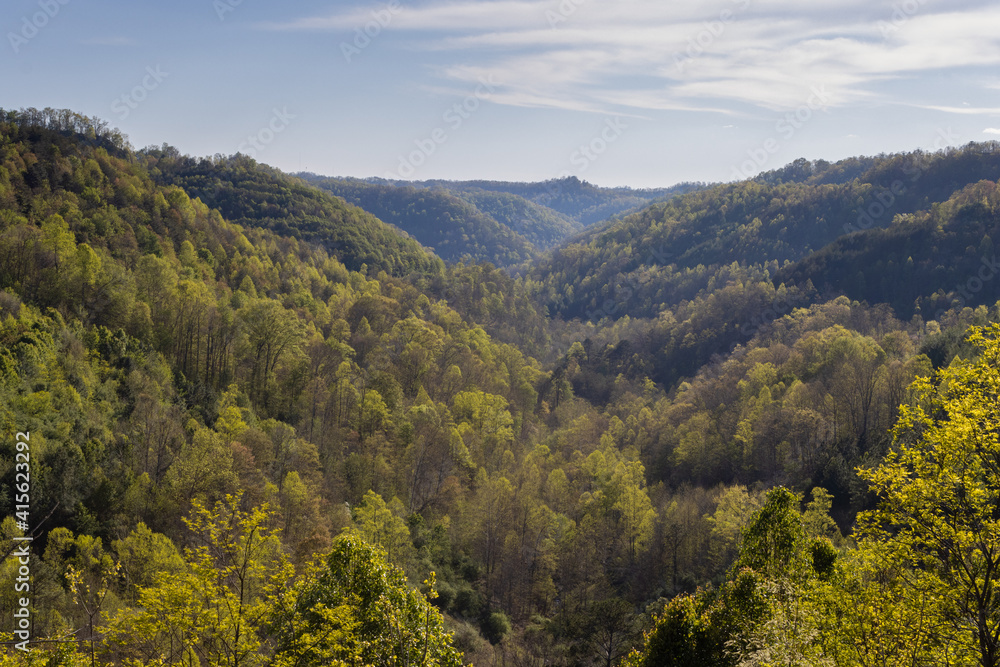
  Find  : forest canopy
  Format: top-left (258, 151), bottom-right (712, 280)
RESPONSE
top-left (2, 109), bottom-right (1000, 665)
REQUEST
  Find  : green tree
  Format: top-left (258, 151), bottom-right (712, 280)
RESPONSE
top-left (73, 243), bottom-right (102, 311)
top-left (453, 389), bottom-right (514, 470)
top-left (352, 490), bottom-right (413, 569)
top-left (112, 522), bottom-right (185, 599)
top-left (46, 528), bottom-right (120, 665)
top-left (623, 593), bottom-right (730, 667)
top-left (270, 531), bottom-right (463, 667)
top-left (858, 324), bottom-right (1000, 666)
top-left (100, 495), bottom-right (291, 666)
top-left (610, 460), bottom-right (656, 565)
top-left (800, 487), bottom-right (840, 544)
top-left (587, 597), bottom-right (639, 667)
top-left (730, 488), bottom-right (833, 667)
top-left (812, 540), bottom-right (953, 667)
top-left (735, 488), bottom-right (809, 579)
top-left (239, 299), bottom-right (304, 411)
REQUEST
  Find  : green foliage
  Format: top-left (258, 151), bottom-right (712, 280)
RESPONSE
top-left (145, 151), bottom-right (443, 277)
top-left (352, 490), bottom-right (413, 568)
top-left (778, 175), bottom-right (1000, 320)
top-left (481, 609), bottom-right (511, 644)
top-left (736, 488), bottom-right (808, 579)
top-left (629, 487), bottom-right (840, 666)
top-left (100, 494), bottom-right (292, 665)
top-left (625, 594), bottom-right (730, 667)
top-left (8, 111), bottom-right (1000, 666)
top-left (531, 145), bottom-right (1000, 324)
top-left (409, 175), bottom-right (698, 226)
top-left (449, 187), bottom-right (582, 250)
top-left (272, 531), bottom-right (463, 667)
top-left (305, 177), bottom-right (539, 266)
top-left (856, 323), bottom-right (1000, 665)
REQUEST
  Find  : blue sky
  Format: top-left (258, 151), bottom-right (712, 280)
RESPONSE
top-left (4, 0), bottom-right (1000, 187)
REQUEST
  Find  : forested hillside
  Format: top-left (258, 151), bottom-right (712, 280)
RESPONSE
top-left (528, 144), bottom-right (1000, 322)
top-left (146, 149), bottom-right (443, 276)
top-left (4, 108), bottom-right (1000, 666)
top-left (433, 187), bottom-right (581, 250)
top-left (297, 176), bottom-right (702, 266)
top-left (409, 176), bottom-right (701, 226)
top-left (776, 177), bottom-right (1000, 319)
top-left (301, 176), bottom-right (538, 266)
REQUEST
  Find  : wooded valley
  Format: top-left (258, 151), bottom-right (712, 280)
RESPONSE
top-left (3, 107), bottom-right (1000, 666)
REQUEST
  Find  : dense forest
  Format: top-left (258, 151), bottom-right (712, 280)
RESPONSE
top-left (144, 148), bottom-right (442, 276)
top-left (525, 146), bottom-right (1000, 323)
top-left (3, 107), bottom-right (1000, 666)
top-left (398, 177), bottom-right (701, 228)
top-left (297, 175), bottom-right (701, 266)
top-left (299, 177), bottom-right (539, 267)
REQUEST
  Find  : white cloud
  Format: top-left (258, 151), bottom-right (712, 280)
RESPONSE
top-left (923, 106), bottom-right (1000, 115)
top-left (985, 128), bottom-right (1000, 135)
top-left (269, 0), bottom-right (1000, 115)
top-left (270, 1), bottom-right (547, 31)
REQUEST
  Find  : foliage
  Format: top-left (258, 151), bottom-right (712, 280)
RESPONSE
top-left (407, 175), bottom-right (700, 226)
top-left (145, 150), bottom-right (443, 277)
top-left (271, 531), bottom-right (463, 667)
top-left (100, 494), bottom-right (291, 665)
top-left (529, 143), bottom-right (1000, 324)
top-left (778, 170), bottom-right (1000, 319)
top-left (856, 323), bottom-right (1000, 666)
top-left (304, 177), bottom-right (538, 267)
top-left (6, 111), bottom-right (1000, 665)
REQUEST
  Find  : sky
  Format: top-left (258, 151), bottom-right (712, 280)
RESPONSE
top-left (3, 0), bottom-right (1000, 188)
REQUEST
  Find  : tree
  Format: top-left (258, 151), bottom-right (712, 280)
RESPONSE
top-left (623, 593), bottom-right (729, 667)
top-left (707, 485), bottom-right (763, 574)
top-left (111, 522), bottom-right (185, 599)
top-left (734, 488), bottom-right (808, 580)
top-left (73, 243), bottom-right (102, 314)
top-left (270, 531), bottom-right (463, 667)
top-left (100, 494), bottom-right (292, 666)
top-left (40, 214), bottom-right (75, 275)
top-left (165, 424), bottom-right (238, 506)
top-left (858, 324), bottom-right (1000, 666)
top-left (801, 487), bottom-right (841, 544)
top-left (47, 528), bottom-right (120, 665)
top-left (588, 597), bottom-right (639, 667)
top-left (610, 460), bottom-right (656, 565)
top-left (453, 389), bottom-right (514, 470)
top-left (352, 490), bottom-right (413, 569)
top-left (239, 299), bottom-right (303, 411)
top-left (812, 540), bottom-right (953, 667)
top-left (729, 488), bottom-right (833, 667)
top-left (632, 485), bottom-right (844, 667)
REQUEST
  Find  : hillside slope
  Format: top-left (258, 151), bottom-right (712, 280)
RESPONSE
top-left (411, 176), bottom-right (701, 226)
top-left (445, 187), bottom-right (582, 250)
top-left (303, 176), bottom-right (538, 266)
top-left (145, 149), bottom-right (442, 276)
top-left (6, 108), bottom-right (1000, 667)
top-left (776, 177), bottom-right (1000, 319)
top-left (528, 144), bottom-right (1000, 322)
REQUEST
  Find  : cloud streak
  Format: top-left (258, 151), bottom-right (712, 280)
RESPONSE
top-left (268, 0), bottom-right (1000, 115)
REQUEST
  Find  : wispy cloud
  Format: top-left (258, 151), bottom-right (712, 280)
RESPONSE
top-left (985, 128), bottom-right (1000, 135)
top-left (268, 0), bottom-right (1000, 115)
top-left (923, 106), bottom-right (1000, 115)
top-left (261, 0), bottom-right (550, 31)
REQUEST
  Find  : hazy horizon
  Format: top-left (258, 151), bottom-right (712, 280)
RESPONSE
top-left (5, 0), bottom-right (1000, 188)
